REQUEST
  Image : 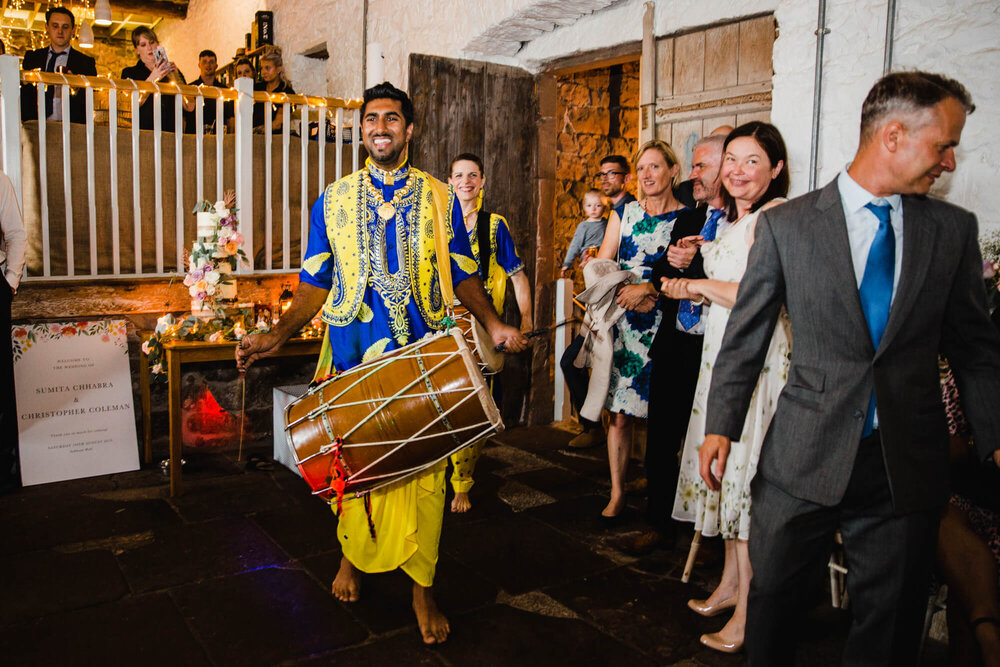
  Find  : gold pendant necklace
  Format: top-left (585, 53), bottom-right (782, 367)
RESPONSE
top-left (377, 202), bottom-right (396, 221)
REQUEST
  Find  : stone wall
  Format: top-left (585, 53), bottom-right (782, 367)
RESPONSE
top-left (553, 61), bottom-right (638, 289)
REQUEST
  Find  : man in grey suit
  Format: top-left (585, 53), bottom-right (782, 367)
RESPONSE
top-left (701, 71), bottom-right (1000, 665)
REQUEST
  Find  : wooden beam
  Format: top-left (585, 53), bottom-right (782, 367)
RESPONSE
top-left (12, 274), bottom-right (298, 320)
top-left (100, 0), bottom-right (187, 20)
top-left (25, 3), bottom-right (40, 30)
top-left (110, 14), bottom-right (132, 37)
top-left (639, 1), bottom-right (655, 143)
top-left (542, 41), bottom-right (641, 75)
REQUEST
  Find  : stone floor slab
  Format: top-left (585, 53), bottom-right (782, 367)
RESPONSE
top-left (0, 548), bottom-right (130, 624)
top-left (170, 566), bottom-right (368, 666)
top-left (252, 495), bottom-right (342, 559)
top-left (440, 514), bottom-right (617, 595)
top-left (311, 632), bottom-right (446, 666)
top-left (546, 565), bottom-right (730, 664)
top-left (506, 466), bottom-right (603, 501)
top-left (168, 473), bottom-right (295, 522)
top-left (0, 492), bottom-right (180, 555)
top-left (116, 517), bottom-right (291, 593)
top-left (436, 603), bottom-right (659, 666)
top-left (0, 593), bottom-right (210, 666)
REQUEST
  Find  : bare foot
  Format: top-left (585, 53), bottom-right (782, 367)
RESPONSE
top-left (331, 556), bottom-right (361, 602)
top-left (451, 491), bottom-right (471, 513)
top-left (412, 583), bottom-right (450, 644)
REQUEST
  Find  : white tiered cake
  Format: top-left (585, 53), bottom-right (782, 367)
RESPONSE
top-left (187, 206), bottom-right (240, 319)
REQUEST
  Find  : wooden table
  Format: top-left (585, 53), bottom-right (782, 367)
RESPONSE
top-left (139, 336), bottom-right (322, 496)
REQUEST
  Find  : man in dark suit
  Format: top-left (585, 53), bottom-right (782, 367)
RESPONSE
top-left (20, 6), bottom-right (98, 124)
top-left (619, 133), bottom-right (727, 554)
top-left (702, 71), bottom-right (1000, 664)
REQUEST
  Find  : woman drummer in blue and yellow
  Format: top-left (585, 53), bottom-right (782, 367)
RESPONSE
top-left (446, 153), bottom-right (534, 513)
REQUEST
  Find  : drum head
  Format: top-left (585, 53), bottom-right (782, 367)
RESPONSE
top-left (472, 319), bottom-right (504, 372)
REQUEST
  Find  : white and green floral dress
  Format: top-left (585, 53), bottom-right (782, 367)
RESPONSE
top-left (606, 201), bottom-right (683, 418)
top-left (671, 204), bottom-right (791, 540)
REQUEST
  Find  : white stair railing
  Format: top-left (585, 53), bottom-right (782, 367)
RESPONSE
top-left (0, 54), bottom-right (361, 282)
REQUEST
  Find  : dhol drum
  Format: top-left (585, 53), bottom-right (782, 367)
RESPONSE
top-left (450, 305), bottom-right (504, 373)
top-left (284, 329), bottom-right (503, 499)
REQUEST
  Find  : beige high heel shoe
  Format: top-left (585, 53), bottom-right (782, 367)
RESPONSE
top-left (700, 631), bottom-right (743, 654)
top-left (687, 596), bottom-right (736, 617)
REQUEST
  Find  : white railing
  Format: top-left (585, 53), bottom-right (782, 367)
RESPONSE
top-left (0, 54), bottom-right (361, 281)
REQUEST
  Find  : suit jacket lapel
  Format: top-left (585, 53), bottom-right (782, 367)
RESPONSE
top-left (813, 180), bottom-right (872, 351)
top-left (875, 196), bottom-right (934, 358)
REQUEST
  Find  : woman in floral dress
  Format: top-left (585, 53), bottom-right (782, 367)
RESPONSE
top-left (596, 140), bottom-right (687, 522)
top-left (663, 122), bottom-right (790, 654)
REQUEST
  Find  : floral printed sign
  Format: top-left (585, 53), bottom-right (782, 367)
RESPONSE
top-left (12, 319), bottom-right (128, 363)
top-left (12, 319), bottom-right (139, 486)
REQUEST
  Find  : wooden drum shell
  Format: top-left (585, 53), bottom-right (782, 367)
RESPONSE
top-left (284, 329), bottom-right (502, 497)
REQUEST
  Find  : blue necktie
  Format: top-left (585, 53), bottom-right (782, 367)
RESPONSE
top-left (859, 201), bottom-right (895, 437)
top-left (677, 209), bottom-right (724, 330)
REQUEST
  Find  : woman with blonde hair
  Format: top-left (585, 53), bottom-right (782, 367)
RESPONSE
top-left (253, 46), bottom-right (295, 133)
top-left (595, 139), bottom-right (688, 524)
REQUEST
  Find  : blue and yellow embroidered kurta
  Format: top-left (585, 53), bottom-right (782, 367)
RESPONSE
top-left (467, 212), bottom-right (525, 317)
top-left (300, 159), bottom-right (478, 373)
top-left (298, 158), bottom-right (480, 587)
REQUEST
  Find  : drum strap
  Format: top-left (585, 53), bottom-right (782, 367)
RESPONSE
top-left (476, 211), bottom-right (493, 282)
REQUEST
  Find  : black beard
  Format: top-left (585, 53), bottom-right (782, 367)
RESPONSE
top-left (368, 142), bottom-right (405, 169)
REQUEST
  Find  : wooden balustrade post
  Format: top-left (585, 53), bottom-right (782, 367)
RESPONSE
top-left (234, 77), bottom-right (254, 272)
top-left (0, 55), bottom-right (21, 209)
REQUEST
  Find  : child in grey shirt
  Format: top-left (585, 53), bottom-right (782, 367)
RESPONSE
top-left (561, 189), bottom-right (607, 278)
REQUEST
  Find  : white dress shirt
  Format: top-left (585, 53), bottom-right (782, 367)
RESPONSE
top-left (46, 48), bottom-right (70, 122)
top-left (837, 167), bottom-right (904, 430)
top-left (0, 171), bottom-right (26, 292)
top-left (837, 168), bottom-right (904, 299)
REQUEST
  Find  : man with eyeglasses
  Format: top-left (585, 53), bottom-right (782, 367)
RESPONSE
top-left (597, 155), bottom-right (635, 220)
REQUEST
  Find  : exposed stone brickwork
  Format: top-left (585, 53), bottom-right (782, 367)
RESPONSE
top-left (553, 60), bottom-right (638, 290)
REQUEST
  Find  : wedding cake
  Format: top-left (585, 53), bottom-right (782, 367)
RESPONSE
top-left (185, 199), bottom-right (245, 319)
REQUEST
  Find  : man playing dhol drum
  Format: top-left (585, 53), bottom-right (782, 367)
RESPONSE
top-left (236, 82), bottom-right (527, 644)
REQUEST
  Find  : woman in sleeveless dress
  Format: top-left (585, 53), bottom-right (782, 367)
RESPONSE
top-left (596, 140), bottom-right (687, 522)
top-left (663, 122), bottom-right (791, 654)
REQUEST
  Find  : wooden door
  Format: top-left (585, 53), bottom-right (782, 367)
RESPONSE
top-left (654, 14), bottom-right (776, 171)
top-left (408, 53), bottom-right (540, 426)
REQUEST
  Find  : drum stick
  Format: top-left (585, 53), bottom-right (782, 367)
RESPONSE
top-left (493, 317), bottom-right (577, 352)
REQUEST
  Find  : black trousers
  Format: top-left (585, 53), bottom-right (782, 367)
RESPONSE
top-left (644, 328), bottom-right (703, 534)
top-left (560, 334), bottom-right (599, 430)
top-left (0, 277), bottom-right (19, 487)
top-left (746, 432), bottom-right (938, 666)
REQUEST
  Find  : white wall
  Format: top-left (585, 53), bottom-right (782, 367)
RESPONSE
top-left (365, 0), bottom-right (530, 89)
top-left (771, 0), bottom-right (999, 233)
top-left (157, 0), bottom-right (364, 100)
top-left (157, 0), bottom-right (266, 81)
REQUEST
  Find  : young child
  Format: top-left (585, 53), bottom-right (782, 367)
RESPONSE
top-left (560, 190), bottom-right (607, 278)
